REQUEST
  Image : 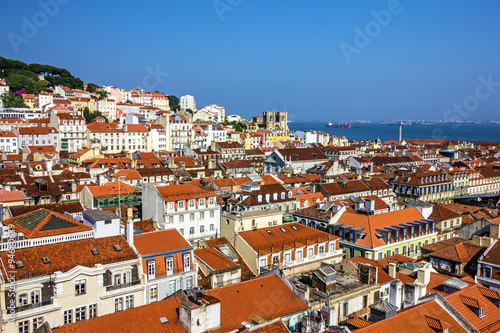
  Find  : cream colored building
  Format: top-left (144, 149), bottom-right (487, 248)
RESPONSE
top-left (0, 236), bottom-right (144, 333)
top-left (220, 209), bottom-right (285, 242)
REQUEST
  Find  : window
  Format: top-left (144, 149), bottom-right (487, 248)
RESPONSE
top-left (89, 304), bottom-right (98, 318)
top-left (33, 317), bottom-right (43, 331)
top-left (186, 276), bottom-right (194, 289)
top-left (319, 245), bottom-right (325, 254)
top-left (179, 228), bottom-right (184, 235)
top-left (200, 225), bottom-right (205, 233)
top-left (31, 290), bottom-right (40, 305)
top-left (209, 197), bottom-right (215, 205)
top-left (114, 274), bottom-right (121, 286)
top-left (148, 261), bottom-right (156, 278)
top-left (18, 293), bottom-right (28, 306)
top-left (285, 253), bottom-right (291, 262)
top-left (167, 202), bottom-right (174, 209)
top-left (115, 298), bottom-right (124, 312)
top-left (199, 198), bottom-right (205, 206)
top-left (166, 258), bottom-right (173, 274)
top-left (363, 295), bottom-right (368, 308)
top-left (378, 252), bottom-right (383, 259)
top-left (200, 212), bottom-right (205, 219)
top-left (210, 211), bottom-right (214, 218)
top-left (178, 201), bottom-right (184, 209)
top-left (75, 280), bottom-right (86, 296)
top-left (296, 249), bottom-right (303, 259)
top-left (190, 227), bottom-right (194, 234)
top-left (76, 306), bottom-right (86, 322)
top-left (330, 242), bottom-right (336, 252)
top-left (484, 267), bottom-right (492, 278)
top-left (188, 199), bottom-right (195, 208)
top-left (123, 271), bottom-right (131, 285)
top-left (18, 321), bottom-right (29, 333)
top-left (349, 247), bottom-right (355, 258)
top-left (210, 224), bottom-right (214, 231)
top-left (150, 285), bottom-right (158, 302)
top-left (168, 216), bottom-right (174, 223)
top-left (443, 221), bottom-right (447, 228)
top-left (190, 213), bottom-right (195, 221)
top-left (343, 302), bottom-right (348, 316)
top-left (260, 258), bottom-right (267, 267)
top-left (125, 295), bottom-right (134, 309)
top-left (168, 281), bottom-right (176, 295)
top-left (394, 248), bottom-right (399, 255)
top-left (64, 310), bottom-right (73, 325)
top-left (184, 254), bottom-right (191, 270)
top-left (179, 215), bottom-right (184, 222)
top-left (386, 250), bottom-right (391, 257)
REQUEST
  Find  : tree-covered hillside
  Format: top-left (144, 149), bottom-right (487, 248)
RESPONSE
top-left (0, 57), bottom-right (84, 94)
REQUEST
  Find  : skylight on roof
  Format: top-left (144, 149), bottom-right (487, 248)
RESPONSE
top-left (280, 227), bottom-right (286, 233)
top-left (113, 245), bottom-right (121, 251)
top-left (291, 225), bottom-right (298, 231)
top-left (266, 230), bottom-right (273, 235)
top-left (91, 249), bottom-right (99, 255)
top-left (15, 261), bottom-right (24, 268)
top-left (42, 257), bottom-right (51, 264)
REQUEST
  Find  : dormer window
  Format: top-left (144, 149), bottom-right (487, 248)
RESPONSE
top-left (479, 307), bottom-right (485, 318)
top-left (148, 261), bottom-right (156, 279)
top-left (166, 257), bottom-right (173, 275)
top-left (483, 267), bottom-right (492, 279)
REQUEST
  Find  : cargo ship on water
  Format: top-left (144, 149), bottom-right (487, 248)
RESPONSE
top-left (326, 122), bottom-right (352, 128)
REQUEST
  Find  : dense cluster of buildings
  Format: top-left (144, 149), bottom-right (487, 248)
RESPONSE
top-left (0, 79), bottom-right (500, 332)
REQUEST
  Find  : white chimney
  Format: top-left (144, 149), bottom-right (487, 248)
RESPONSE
top-left (127, 219), bottom-right (134, 247)
top-left (388, 262), bottom-right (397, 279)
top-left (416, 262), bottom-right (432, 286)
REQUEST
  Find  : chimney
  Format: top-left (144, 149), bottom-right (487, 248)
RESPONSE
top-left (127, 218), bottom-right (134, 247)
top-left (416, 262), bottom-right (432, 286)
top-left (179, 294), bottom-right (221, 333)
top-left (127, 204), bottom-right (133, 220)
top-left (388, 262), bottom-right (397, 279)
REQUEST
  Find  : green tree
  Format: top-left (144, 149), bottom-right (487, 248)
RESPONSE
top-left (167, 95), bottom-right (179, 110)
top-left (86, 83), bottom-right (99, 93)
top-left (82, 107), bottom-right (108, 124)
top-left (5, 73), bottom-right (40, 94)
top-left (96, 90), bottom-right (107, 101)
top-left (186, 108), bottom-right (193, 114)
top-left (1, 91), bottom-right (28, 108)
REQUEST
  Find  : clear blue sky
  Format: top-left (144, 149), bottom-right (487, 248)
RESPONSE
top-left (1, 0), bottom-right (500, 121)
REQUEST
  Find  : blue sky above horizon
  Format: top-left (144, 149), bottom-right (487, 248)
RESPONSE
top-left (1, 0), bottom-right (500, 121)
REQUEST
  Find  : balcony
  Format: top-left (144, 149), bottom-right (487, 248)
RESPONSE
top-left (105, 279), bottom-right (141, 291)
top-left (15, 300), bottom-right (53, 313)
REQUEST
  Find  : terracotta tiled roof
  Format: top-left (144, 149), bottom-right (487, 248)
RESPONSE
top-left (0, 189), bottom-right (26, 203)
top-left (356, 298), bottom-right (467, 333)
top-left (0, 235), bottom-right (136, 281)
top-left (53, 274), bottom-right (308, 333)
top-left (156, 183), bottom-right (216, 202)
top-left (347, 318), bottom-right (372, 328)
top-left (445, 284), bottom-right (500, 331)
top-left (86, 180), bottom-right (138, 197)
top-left (429, 202), bottom-right (462, 221)
top-left (7, 201), bottom-right (83, 218)
top-left (337, 208), bottom-right (424, 248)
top-left (238, 223), bottom-right (338, 256)
top-left (134, 229), bottom-right (191, 255)
top-left (194, 247), bottom-right (238, 271)
top-left (0, 208), bottom-right (92, 239)
top-left (110, 169), bottom-right (141, 180)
